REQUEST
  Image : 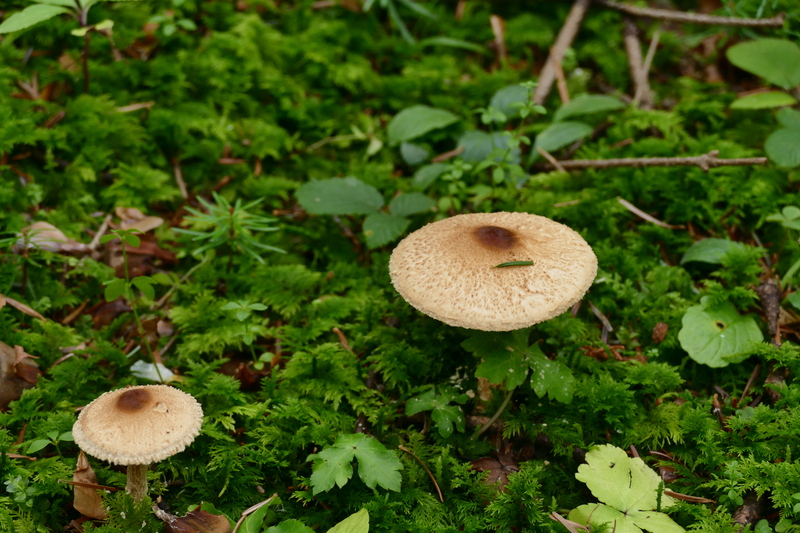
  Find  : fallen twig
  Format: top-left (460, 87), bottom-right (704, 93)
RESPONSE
top-left (533, 0), bottom-right (591, 105)
top-left (595, 0), bottom-right (785, 27)
top-left (533, 150), bottom-right (767, 172)
top-left (617, 197), bottom-right (685, 229)
top-left (623, 18), bottom-right (653, 108)
top-left (399, 445), bottom-right (444, 503)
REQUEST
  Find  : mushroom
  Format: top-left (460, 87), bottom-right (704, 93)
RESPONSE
top-left (389, 212), bottom-right (597, 331)
top-left (72, 385), bottom-right (203, 501)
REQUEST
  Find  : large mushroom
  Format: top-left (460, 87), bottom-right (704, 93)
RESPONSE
top-left (72, 385), bottom-right (203, 501)
top-left (389, 211), bottom-right (597, 331)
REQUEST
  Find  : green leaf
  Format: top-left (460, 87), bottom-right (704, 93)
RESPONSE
top-left (730, 91), bottom-right (797, 109)
top-left (406, 387), bottom-right (467, 438)
top-left (554, 94), bottom-right (625, 122)
top-left (100, 234), bottom-right (118, 244)
top-left (58, 431), bottom-right (74, 442)
top-left (532, 121), bottom-right (593, 159)
top-left (122, 233), bottom-right (141, 247)
top-left (528, 349), bottom-right (575, 403)
top-left (363, 212), bottom-right (409, 249)
top-left (786, 292), bottom-right (800, 312)
top-left (308, 434), bottom-right (402, 494)
top-left (387, 105), bottom-right (459, 144)
top-left (766, 126), bottom-right (800, 169)
top-left (388, 193), bottom-right (435, 217)
top-left (458, 131), bottom-right (520, 163)
top-left (400, 142), bottom-right (429, 165)
top-left (417, 36), bottom-right (489, 55)
top-left (569, 444), bottom-right (684, 533)
top-left (131, 276), bottom-right (155, 301)
top-left (411, 163), bottom-right (448, 190)
top-left (777, 108), bottom-right (800, 128)
top-left (680, 238), bottom-right (746, 264)
top-left (0, 4), bottom-right (70, 34)
top-left (26, 439), bottom-right (52, 454)
top-left (494, 261), bottom-right (534, 268)
top-left (240, 501), bottom-right (273, 533)
top-left (678, 297), bottom-right (763, 368)
top-left (727, 39), bottom-right (800, 90)
top-left (766, 206), bottom-right (800, 230)
top-left (308, 444), bottom-right (356, 494)
top-left (490, 84), bottom-right (529, 118)
top-left (296, 177), bottom-right (384, 215)
top-left (463, 329), bottom-right (531, 389)
top-left (104, 278), bottom-right (127, 302)
top-left (267, 520), bottom-right (315, 533)
top-left (326, 509), bottom-right (369, 533)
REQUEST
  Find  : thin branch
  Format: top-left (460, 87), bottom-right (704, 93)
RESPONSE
top-left (595, 0), bottom-right (785, 27)
top-left (623, 18), bottom-right (653, 109)
top-left (533, 150), bottom-right (767, 172)
top-left (533, 0), bottom-right (591, 105)
top-left (537, 146), bottom-right (566, 172)
top-left (617, 197), bottom-right (685, 229)
top-left (399, 445), bottom-right (444, 503)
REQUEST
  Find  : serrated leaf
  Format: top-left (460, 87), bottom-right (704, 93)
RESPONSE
top-left (533, 121), bottom-right (593, 157)
top-left (307, 445), bottom-right (356, 494)
top-left (490, 84), bottom-right (529, 118)
top-left (680, 238), bottom-right (746, 265)
top-left (308, 434), bottom-right (402, 494)
top-left (296, 177), bottom-right (384, 215)
top-left (352, 437), bottom-right (403, 491)
top-left (727, 39), bottom-right (800, 90)
top-left (363, 212), bottom-right (409, 249)
top-left (387, 105), bottom-right (459, 144)
top-left (406, 387), bottom-right (467, 438)
top-left (104, 278), bottom-right (127, 302)
top-left (388, 193), bottom-right (435, 217)
top-left (678, 297), bottom-right (763, 368)
top-left (0, 4), bottom-right (70, 34)
top-left (554, 94), bottom-right (625, 121)
top-left (765, 126), bottom-right (800, 169)
top-left (464, 329), bottom-right (531, 389)
top-left (528, 349), bottom-right (575, 403)
top-left (267, 519), bottom-right (315, 533)
top-left (131, 276), bottom-right (155, 300)
top-left (569, 445), bottom-right (684, 533)
top-left (730, 91), bottom-right (797, 109)
top-left (326, 509), bottom-right (369, 533)
top-left (411, 163), bottom-right (448, 190)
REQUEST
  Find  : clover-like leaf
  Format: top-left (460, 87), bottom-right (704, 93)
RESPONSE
top-left (463, 329), bottom-right (531, 389)
top-left (569, 444), bottom-right (684, 533)
top-left (406, 387), bottom-right (467, 438)
top-left (678, 297), bottom-right (763, 367)
top-left (766, 206), bottom-right (800, 230)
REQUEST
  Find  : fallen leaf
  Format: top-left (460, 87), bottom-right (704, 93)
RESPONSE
top-left (1, 293), bottom-right (47, 321)
top-left (14, 346), bottom-right (39, 384)
top-left (0, 341), bottom-right (39, 410)
top-left (15, 221), bottom-right (89, 253)
top-left (154, 505), bottom-right (232, 533)
top-left (471, 452), bottom-right (519, 490)
top-left (73, 452), bottom-right (108, 520)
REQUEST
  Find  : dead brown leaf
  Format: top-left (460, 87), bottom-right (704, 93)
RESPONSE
top-left (73, 452), bottom-right (108, 520)
top-left (1, 293), bottom-right (47, 321)
top-left (154, 505), bottom-right (232, 533)
top-left (470, 452), bottom-right (519, 490)
top-left (0, 341), bottom-right (39, 410)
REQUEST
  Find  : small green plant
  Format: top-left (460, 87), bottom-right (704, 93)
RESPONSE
top-left (307, 433), bottom-right (403, 494)
top-left (405, 385), bottom-right (468, 438)
top-left (147, 0), bottom-right (197, 37)
top-left (100, 228), bottom-right (164, 382)
top-left (220, 299), bottom-right (270, 369)
top-left (0, 0), bottom-right (143, 92)
top-left (173, 192), bottom-right (284, 269)
top-left (26, 430), bottom-right (73, 457)
top-left (362, 0), bottom-right (437, 44)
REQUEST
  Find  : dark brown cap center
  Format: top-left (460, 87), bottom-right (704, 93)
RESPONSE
top-left (117, 388), bottom-right (152, 412)
top-left (473, 225), bottom-right (517, 250)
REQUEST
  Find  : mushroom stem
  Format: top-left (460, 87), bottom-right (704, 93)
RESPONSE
top-left (473, 387), bottom-right (515, 439)
top-left (126, 464), bottom-right (148, 501)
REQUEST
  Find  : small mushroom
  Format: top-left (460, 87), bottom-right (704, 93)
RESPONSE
top-left (72, 385), bottom-right (203, 501)
top-left (389, 212), bottom-right (597, 331)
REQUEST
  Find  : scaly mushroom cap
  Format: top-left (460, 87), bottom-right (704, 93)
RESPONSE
top-left (73, 385), bottom-right (203, 465)
top-left (389, 212), bottom-right (597, 331)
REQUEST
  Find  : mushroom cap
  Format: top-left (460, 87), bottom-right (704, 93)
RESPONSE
top-left (389, 212), bottom-right (597, 331)
top-left (72, 385), bottom-right (203, 465)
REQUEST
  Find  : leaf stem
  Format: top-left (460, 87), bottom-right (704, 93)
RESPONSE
top-left (474, 387), bottom-right (514, 439)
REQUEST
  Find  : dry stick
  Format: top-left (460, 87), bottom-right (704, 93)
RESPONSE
top-left (533, 150), bottom-right (767, 172)
top-left (536, 146), bottom-right (566, 173)
top-left (533, 0), bottom-right (591, 105)
top-left (623, 18), bottom-right (653, 109)
top-left (595, 0), bottom-right (785, 27)
top-left (88, 214), bottom-right (113, 251)
top-left (617, 197), bottom-right (685, 229)
top-left (398, 445), bottom-right (444, 503)
top-left (172, 158), bottom-right (188, 200)
top-left (553, 58), bottom-right (570, 104)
